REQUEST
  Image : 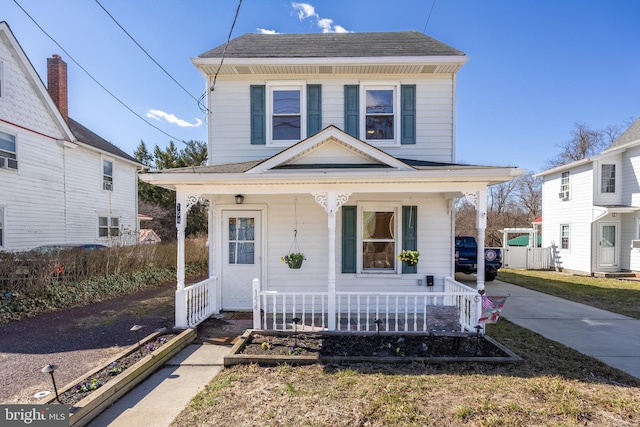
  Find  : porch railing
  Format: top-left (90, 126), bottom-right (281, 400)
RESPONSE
top-left (185, 276), bottom-right (217, 327)
top-left (252, 277), bottom-right (482, 333)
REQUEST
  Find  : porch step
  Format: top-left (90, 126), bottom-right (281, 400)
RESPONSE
top-left (593, 271), bottom-right (637, 279)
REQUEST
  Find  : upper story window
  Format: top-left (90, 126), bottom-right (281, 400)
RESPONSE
top-left (561, 224), bottom-right (570, 250)
top-left (365, 88), bottom-right (394, 140)
top-left (601, 164), bottom-right (616, 193)
top-left (98, 216), bottom-right (119, 238)
top-left (560, 171), bottom-right (570, 192)
top-left (267, 83), bottom-right (306, 145)
top-left (103, 159), bottom-right (113, 191)
top-left (361, 84), bottom-right (398, 143)
top-left (0, 130), bottom-right (18, 170)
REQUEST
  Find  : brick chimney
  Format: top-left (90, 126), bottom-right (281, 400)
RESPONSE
top-left (47, 54), bottom-right (68, 122)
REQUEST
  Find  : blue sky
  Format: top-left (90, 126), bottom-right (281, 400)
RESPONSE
top-left (3, 0), bottom-right (639, 173)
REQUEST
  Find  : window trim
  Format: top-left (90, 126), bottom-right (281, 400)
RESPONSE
top-left (360, 82), bottom-right (400, 145)
top-left (266, 81), bottom-right (307, 146)
top-left (356, 202), bottom-right (401, 276)
top-left (560, 223), bottom-right (570, 251)
top-left (98, 215), bottom-right (120, 239)
top-left (0, 129), bottom-right (18, 170)
top-left (600, 163), bottom-right (616, 194)
top-left (102, 158), bottom-right (113, 191)
top-left (560, 171), bottom-right (570, 193)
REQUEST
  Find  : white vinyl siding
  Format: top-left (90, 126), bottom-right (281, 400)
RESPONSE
top-left (0, 60), bottom-right (4, 100)
top-left (207, 76), bottom-right (455, 165)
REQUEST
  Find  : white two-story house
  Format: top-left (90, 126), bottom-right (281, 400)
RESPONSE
top-left (0, 22), bottom-right (141, 251)
top-left (140, 32), bottom-right (523, 329)
top-left (537, 118), bottom-right (640, 276)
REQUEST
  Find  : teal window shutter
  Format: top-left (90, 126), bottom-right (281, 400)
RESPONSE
top-left (401, 84), bottom-right (416, 144)
top-left (344, 85), bottom-right (359, 138)
top-left (250, 85), bottom-right (266, 145)
top-left (342, 206), bottom-right (357, 273)
top-left (307, 84), bottom-right (322, 136)
top-left (402, 205), bottom-right (418, 273)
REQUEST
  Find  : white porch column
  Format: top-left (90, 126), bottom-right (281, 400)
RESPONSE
top-left (314, 191), bottom-right (351, 331)
top-left (175, 190), bottom-right (187, 328)
top-left (476, 189), bottom-right (487, 292)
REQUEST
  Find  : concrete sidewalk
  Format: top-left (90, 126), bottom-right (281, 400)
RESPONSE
top-left (485, 279), bottom-right (640, 379)
top-left (87, 314), bottom-right (253, 427)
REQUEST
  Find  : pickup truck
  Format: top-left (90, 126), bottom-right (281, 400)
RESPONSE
top-left (454, 235), bottom-right (502, 281)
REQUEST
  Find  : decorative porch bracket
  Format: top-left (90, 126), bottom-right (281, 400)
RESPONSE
top-left (313, 192), bottom-right (351, 330)
top-left (463, 190), bottom-right (488, 292)
top-left (175, 192), bottom-right (209, 328)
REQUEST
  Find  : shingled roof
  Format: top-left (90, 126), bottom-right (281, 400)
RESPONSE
top-left (199, 31), bottom-right (465, 59)
top-left (68, 118), bottom-right (139, 164)
top-left (605, 118), bottom-right (640, 151)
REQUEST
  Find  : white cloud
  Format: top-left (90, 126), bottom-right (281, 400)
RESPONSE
top-left (291, 2), bottom-right (351, 33)
top-left (146, 109), bottom-right (202, 128)
top-left (257, 28), bottom-right (280, 34)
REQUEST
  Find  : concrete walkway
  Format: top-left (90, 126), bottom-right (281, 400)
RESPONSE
top-left (485, 279), bottom-right (640, 379)
top-left (87, 314), bottom-right (252, 427)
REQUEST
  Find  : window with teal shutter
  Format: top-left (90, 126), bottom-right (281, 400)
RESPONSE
top-left (401, 85), bottom-right (416, 144)
top-left (402, 206), bottom-right (418, 273)
top-left (342, 206), bottom-right (357, 273)
top-left (344, 85), bottom-right (359, 138)
top-left (307, 84), bottom-right (322, 136)
top-left (250, 85), bottom-right (266, 145)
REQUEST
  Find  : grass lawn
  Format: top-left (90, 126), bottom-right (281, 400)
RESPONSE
top-left (172, 325), bottom-right (640, 426)
top-left (497, 269), bottom-right (640, 319)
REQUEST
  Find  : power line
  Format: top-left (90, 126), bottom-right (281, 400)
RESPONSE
top-left (12, 0), bottom-right (187, 144)
top-left (198, 0), bottom-right (243, 114)
top-left (94, 0), bottom-right (206, 111)
top-left (423, 0), bottom-right (437, 33)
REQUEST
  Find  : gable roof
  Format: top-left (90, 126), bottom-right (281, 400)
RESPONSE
top-left (199, 31), bottom-right (465, 59)
top-left (0, 21), bottom-right (140, 166)
top-left (68, 118), bottom-right (138, 163)
top-left (604, 117), bottom-right (640, 152)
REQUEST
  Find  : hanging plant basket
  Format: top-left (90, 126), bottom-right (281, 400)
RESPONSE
top-left (282, 253), bottom-right (305, 269)
top-left (398, 250), bottom-right (420, 267)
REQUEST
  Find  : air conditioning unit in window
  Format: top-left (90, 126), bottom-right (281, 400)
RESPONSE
top-left (0, 156), bottom-right (18, 169)
top-left (558, 191), bottom-right (569, 200)
top-left (631, 240), bottom-right (640, 250)
top-left (103, 182), bottom-right (113, 191)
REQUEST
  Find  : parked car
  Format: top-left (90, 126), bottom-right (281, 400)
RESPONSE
top-left (454, 236), bottom-right (502, 281)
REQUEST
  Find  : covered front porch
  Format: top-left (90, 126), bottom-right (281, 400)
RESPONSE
top-left (138, 128), bottom-right (522, 333)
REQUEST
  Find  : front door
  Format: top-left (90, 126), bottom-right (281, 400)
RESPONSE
top-left (598, 222), bottom-right (618, 269)
top-left (221, 210), bottom-right (261, 310)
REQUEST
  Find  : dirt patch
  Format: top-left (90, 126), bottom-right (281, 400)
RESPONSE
top-left (241, 333), bottom-right (510, 358)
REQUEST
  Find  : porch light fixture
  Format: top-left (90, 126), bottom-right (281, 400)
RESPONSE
top-left (235, 194), bottom-right (244, 204)
top-left (41, 363), bottom-right (62, 403)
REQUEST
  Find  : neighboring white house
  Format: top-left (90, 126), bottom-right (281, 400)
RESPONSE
top-left (139, 32), bottom-right (523, 329)
top-left (0, 22), bottom-right (141, 251)
top-left (536, 118), bottom-right (640, 275)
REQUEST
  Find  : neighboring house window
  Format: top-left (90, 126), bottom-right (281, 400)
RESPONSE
top-left (0, 207), bottom-right (4, 247)
top-left (601, 164), bottom-right (616, 193)
top-left (98, 216), bottom-right (119, 238)
top-left (560, 171), bottom-right (570, 193)
top-left (0, 130), bottom-right (18, 169)
top-left (103, 159), bottom-right (113, 191)
top-left (560, 224), bottom-right (570, 250)
top-left (267, 83), bottom-right (306, 144)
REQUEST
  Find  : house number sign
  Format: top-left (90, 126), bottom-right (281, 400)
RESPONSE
top-left (176, 203), bottom-right (181, 226)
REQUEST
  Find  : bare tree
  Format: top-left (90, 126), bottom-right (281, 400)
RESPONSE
top-left (546, 122), bottom-right (625, 169)
top-left (515, 171), bottom-right (542, 221)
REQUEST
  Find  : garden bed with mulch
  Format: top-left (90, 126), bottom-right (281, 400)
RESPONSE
top-left (225, 330), bottom-right (522, 366)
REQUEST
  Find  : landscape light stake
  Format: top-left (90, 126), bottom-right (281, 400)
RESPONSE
top-left (41, 364), bottom-right (61, 404)
top-left (291, 317), bottom-right (301, 347)
top-left (474, 325), bottom-right (484, 355)
top-left (374, 319), bottom-right (383, 336)
top-left (130, 325), bottom-right (144, 356)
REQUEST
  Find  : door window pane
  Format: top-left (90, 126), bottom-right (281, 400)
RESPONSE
top-left (229, 217), bottom-right (255, 264)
